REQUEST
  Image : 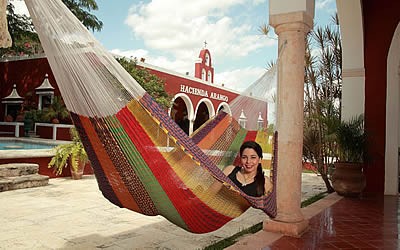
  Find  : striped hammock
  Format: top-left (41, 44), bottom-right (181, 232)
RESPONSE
top-left (25, 0), bottom-right (277, 233)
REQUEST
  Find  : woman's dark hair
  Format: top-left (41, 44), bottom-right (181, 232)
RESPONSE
top-left (240, 141), bottom-right (265, 197)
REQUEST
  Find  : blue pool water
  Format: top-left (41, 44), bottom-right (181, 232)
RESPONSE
top-left (0, 141), bottom-right (55, 150)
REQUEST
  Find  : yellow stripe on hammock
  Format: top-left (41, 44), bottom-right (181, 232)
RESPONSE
top-left (126, 100), bottom-right (250, 218)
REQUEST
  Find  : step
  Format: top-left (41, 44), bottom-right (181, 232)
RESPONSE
top-left (0, 174), bottom-right (49, 192)
top-left (26, 131), bottom-right (40, 138)
top-left (0, 163), bottom-right (39, 177)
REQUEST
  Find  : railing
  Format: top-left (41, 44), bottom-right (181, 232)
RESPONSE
top-left (0, 122), bottom-right (74, 140)
top-left (34, 123), bottom-right (74, 140)
top-left (0, 122), bottom-right (23, 137)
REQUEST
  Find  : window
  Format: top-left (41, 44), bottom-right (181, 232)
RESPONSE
top-left (38, 94), bottom-right (53, 110)
top-left (205, 54), bottom-right (210, 66)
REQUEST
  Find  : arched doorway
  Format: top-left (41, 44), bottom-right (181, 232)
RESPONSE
top-left (217, 102), bottom-right (231, 116)
top-left (194, 102), bottom-right (209, 131)
top-left (171, 96), bottom-right (190, 135)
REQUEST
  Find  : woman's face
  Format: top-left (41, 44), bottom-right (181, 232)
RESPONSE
top-left (240, 148), bottom-right (261, 174)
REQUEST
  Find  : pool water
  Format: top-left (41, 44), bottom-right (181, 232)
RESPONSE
top-left (0, 141), bottom-right (56, 150)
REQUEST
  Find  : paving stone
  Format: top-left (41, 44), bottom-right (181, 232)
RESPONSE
top-left (0, 174), bottom-right (326, 249)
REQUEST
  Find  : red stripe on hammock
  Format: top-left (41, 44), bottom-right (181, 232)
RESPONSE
top-left (244, 130), bottom-right (258, 142)
top-left (116, 107), bottom-right (233, 233)
top-left (78, 115), bottom-right (142, 213)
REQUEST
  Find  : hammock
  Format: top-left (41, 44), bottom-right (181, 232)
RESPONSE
top-left (25, 0), bottom-right (277, 233)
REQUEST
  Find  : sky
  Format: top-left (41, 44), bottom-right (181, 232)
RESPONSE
top-left (12, 0), bottom-right (337, 92)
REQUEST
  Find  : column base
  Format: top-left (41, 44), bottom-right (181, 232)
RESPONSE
top-left (263, 218), bottom-right (309, 237)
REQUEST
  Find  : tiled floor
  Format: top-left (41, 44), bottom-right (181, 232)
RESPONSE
top-left (268, 194), bottom-right (399, 249)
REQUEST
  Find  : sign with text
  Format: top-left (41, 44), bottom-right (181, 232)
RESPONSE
top-left (180, 84), bottom-right (229, 102)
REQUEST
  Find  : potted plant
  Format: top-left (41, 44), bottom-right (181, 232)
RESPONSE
top-left (48, 127), bottom-right (89, 179)
top-left (23, 109), bottom-right (37, 136)
top-left (331, 115), bottom-right (366, 197)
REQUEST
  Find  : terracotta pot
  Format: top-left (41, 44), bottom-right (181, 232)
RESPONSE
top-left (331, 162), bottom-right (366, 197)
top-left (52, 118), bottom-right (60, 124)
top-left (5, 115), bottom-right (13, 122)
top-left (15, 114), bottom-right (24, 122)
top-left (70, 161), bottom-right (85, 180)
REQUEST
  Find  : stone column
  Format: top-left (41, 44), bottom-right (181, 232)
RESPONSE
top-left (264, 11), bottom-right (313, 236)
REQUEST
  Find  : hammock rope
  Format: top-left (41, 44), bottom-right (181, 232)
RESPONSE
top-left (25, 0), bottom-right (278, 233)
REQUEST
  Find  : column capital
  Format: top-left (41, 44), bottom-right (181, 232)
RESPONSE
top-left (270, 11), bottom-right (313, 35)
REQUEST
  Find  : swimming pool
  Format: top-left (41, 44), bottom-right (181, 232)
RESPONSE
top-left (0, 138), bottom-right (69, 159)
top-left (0, 140), bottom-right (55, 150)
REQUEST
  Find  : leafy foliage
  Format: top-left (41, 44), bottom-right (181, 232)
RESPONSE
top-left (117, 57), bottom-right (172, 109)
top-left (0, 3), bottom-right (41, 56)
top-left (335, 115), bottom-right (366, 163)
top-left (302, 14), bottom-right (342, 193)
top-left (0, 0), bottom-right (103, 57)
top-left (43, 96), bottom-right (70, 123)
top-left (62, 0), bottom-right (103, 32)
top-left (48, 128), bottom-right (88, 175)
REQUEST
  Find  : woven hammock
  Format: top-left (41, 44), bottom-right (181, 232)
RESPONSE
top-left (26, 0), bottom-right (277, 233)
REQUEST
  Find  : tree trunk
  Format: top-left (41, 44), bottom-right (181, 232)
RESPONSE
top-left (321, 172), bottom-right (335, 193)
top-left (317, 160), bottom-right (335, 193)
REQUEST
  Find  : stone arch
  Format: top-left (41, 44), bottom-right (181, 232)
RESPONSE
top-left (216, 102), bottom-right (231, 116)
top-left (170, 93), bottom-right (194, 120)
top-left (170, 93), bottom-right (194, 135)
top-left (193, 98), bottom-right (215, 131)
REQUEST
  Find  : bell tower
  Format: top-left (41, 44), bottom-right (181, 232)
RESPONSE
top-left (195, 42), bottom-right (214, 83)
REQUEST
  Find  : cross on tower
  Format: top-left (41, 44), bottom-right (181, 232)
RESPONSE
top-left (204, 40), bottom-right (207, 48)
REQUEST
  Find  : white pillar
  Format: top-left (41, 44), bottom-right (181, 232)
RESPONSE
top-left (188, 119), bottom-right (194, 136)
top-left (336, 0), bottom-right (365, 121)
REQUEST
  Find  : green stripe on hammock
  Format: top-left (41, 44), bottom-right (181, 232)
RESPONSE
top-left (104, 115), bottom-right (188, 230)
top-left (217, 128), bottom-right (248, 168)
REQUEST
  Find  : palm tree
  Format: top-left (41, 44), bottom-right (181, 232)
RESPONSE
top-left (302, 14), bottom-right (342, 193)
top-left (62, 0), bottom-right (103, 32)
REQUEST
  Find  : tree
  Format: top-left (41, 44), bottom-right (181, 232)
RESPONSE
top-left (0, 3), bottom-right (40, 56)
top-left (0, 0), bottom-right (103, 56)
top-left (302, 14), bottom-right (342, 193)
top-left (62, 0), bottom-right (103, 32)
top-left (117, 57), bottom-right (172, 109)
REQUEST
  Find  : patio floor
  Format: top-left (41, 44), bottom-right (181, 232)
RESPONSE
top-left (231, 193), bottom-right (399, 249)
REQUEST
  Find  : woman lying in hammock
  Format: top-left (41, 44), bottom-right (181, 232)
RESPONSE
top-left (223, 141), bottom-right (273, 197)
